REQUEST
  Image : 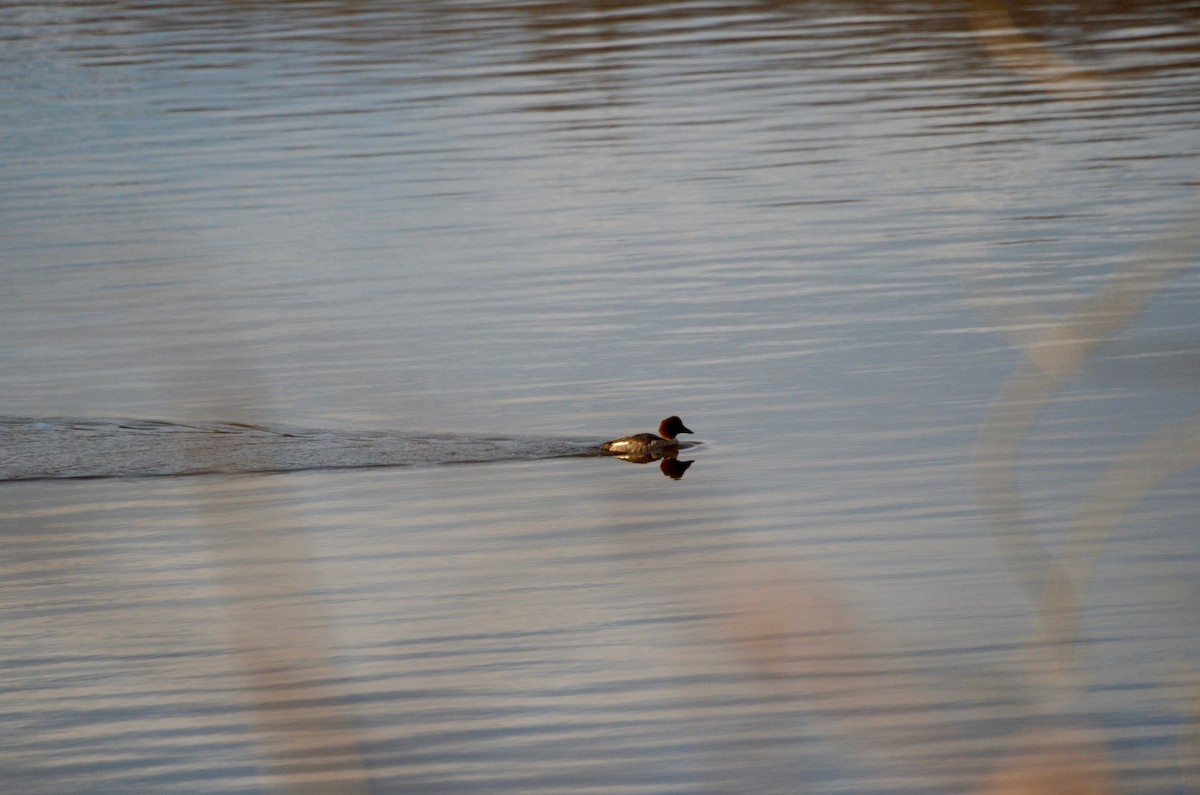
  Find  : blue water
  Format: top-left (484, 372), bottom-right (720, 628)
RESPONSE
top-left (2, 1), bottom-right (1199, 792)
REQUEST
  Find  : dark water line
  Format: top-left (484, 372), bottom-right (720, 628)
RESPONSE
top-left (0, 418), bottom-right (608, 481)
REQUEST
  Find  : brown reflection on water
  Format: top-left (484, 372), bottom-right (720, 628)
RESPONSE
top-left (974, 200), bottom-right (1199, 669)
top-left (717, 566), bottom-right (951, 787)
top-left (972, 197), bottom-right (1199, 785)
top-left (976, 728), bottom-right (1117, 795)
top-left (193, 480), bottom-right (370, 795)
top-left (966, 0), bottom-right (1105, 100)
top-left (712, 565), bottom-right (1122, 792)
top-left (182, 380), bottom-right (371, 792)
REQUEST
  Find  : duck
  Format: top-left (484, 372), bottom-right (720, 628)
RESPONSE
top-left (600, 416), bottom-right (694, 457)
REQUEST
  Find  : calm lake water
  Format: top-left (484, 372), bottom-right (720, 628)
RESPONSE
top-left (3, 1), bottom-right (1199, 792)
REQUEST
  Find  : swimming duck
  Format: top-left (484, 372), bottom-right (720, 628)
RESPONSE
top-left (600, 416), bottom-right (694, 456)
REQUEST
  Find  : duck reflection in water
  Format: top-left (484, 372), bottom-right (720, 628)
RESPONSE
top-left (604, 447), bottom-right (695, 479)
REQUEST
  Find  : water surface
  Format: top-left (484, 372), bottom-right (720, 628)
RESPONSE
top-left (2, 1), bottom-right (1199, 792)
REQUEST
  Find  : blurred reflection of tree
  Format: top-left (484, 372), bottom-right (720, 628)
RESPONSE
top-left (966, 0), bottom-right (1106, 100)
top-left (720, 6), bottom-right (1197, 792)
top-left (974, 200), bottom-right (1199, 675)
top-left (970, 199), bottom-right (1197, 793)
top-left (965, 2), bottom-right (1199, 783)
top-left (180, 364), bottom-right (371, 794)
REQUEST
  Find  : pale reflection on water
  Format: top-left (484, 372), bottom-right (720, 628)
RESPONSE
top-left (2, 1), bottom-right (1199, 793)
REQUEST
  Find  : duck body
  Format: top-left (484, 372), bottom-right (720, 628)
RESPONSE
top-left (600, 416), bottom-right (693, 457)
